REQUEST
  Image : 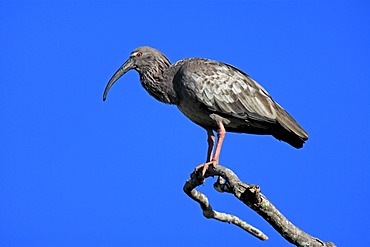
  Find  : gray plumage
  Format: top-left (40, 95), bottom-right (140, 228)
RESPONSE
top-left (103, 46), bottom-right (308, 149)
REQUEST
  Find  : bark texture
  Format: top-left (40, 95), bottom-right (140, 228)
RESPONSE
top-left (183, 164), bottom-right (335, 247)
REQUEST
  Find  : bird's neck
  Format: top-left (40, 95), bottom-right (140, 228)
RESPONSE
top-left (139, 64), bottom-right (178, 105)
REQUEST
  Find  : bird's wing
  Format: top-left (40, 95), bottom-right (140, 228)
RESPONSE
top-left (182, 59), bottom-right (278, 123)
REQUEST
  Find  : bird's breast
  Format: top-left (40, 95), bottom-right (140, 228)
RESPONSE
top-left (177, 99), bottom-right (218, 129)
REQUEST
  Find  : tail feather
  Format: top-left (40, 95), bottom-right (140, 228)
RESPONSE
top-left (273, 103), bottom-right (309, 148)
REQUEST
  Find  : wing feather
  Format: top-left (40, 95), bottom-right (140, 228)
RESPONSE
top-left (178, 58), bottom-right (308, 141)
top-left (183, 59), bottom-right (278, 121)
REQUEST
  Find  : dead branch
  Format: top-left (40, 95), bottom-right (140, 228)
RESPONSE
top-left (183, 164), bottom-right (335, 247)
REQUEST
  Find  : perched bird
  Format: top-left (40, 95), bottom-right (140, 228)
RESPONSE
top-left (103, 46), bottom-right (308, 174)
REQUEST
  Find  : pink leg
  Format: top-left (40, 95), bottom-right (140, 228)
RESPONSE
top-left (196, 121), bottom-right (226, 178)
top-left (206, 129), bottom-right (215, 162)
top-left (211, 120), bottom-right (226, 164)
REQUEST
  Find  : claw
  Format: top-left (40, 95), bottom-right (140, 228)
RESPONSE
top-left (195, 160), bottom-right (217, 179)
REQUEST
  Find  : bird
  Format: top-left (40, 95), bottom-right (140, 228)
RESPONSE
top-left (103, 46), bottom-right (308, 175)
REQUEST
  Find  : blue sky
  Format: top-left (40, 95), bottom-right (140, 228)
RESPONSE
top-left (1, 1), bottom-right (369, 246)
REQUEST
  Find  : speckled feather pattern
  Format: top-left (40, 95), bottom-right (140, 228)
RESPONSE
top-left (183, 59), bottom-right (277, 121)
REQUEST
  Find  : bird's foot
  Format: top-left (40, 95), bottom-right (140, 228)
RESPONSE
top-left (195, 160), bottom-right (218, 180)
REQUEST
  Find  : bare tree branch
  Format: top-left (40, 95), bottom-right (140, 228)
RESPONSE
top-left (183, 164), bottom-right (336, 247)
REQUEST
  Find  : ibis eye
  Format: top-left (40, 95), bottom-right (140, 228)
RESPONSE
top-left (137, 52), bottom-right (142, 57)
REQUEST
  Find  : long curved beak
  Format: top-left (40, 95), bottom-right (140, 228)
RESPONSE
top-left (103, 58), bottom-right (134, 101)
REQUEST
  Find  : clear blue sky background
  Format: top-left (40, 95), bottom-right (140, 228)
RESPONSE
top-left (1, 1), bottom-right (369, 246)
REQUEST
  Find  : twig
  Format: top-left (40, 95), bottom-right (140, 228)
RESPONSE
top-left (183, 164), bottom-right (336, 247)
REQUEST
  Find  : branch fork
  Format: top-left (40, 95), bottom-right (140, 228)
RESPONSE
top-left (183, 163), bottom-right (335, 247)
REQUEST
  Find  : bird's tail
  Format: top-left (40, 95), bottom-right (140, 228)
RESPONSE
top-left (273, 103), bottom-right (309, 149)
